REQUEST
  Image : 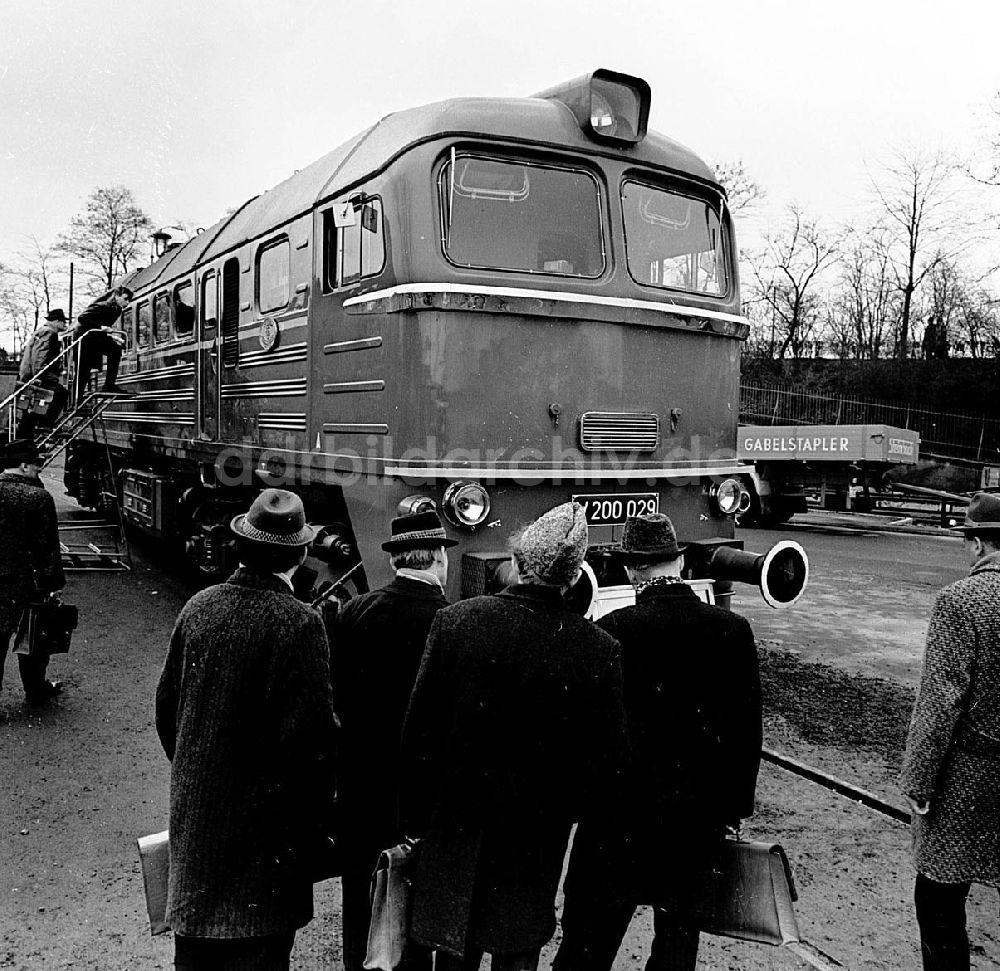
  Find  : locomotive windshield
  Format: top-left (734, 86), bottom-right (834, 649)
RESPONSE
top-left (440, 155), bottom-right (604, 278)
top-left (621, 181), bottom-right (727, 296)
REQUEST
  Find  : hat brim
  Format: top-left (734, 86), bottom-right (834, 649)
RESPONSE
top-left (230, 513), bottom-right (318, 546)
top-left (382, 536), bottom-right (459, 553)
top-left (953, 522), bottom-right (1000, 533)
top-left (614, 544), bottom-right (687, 562)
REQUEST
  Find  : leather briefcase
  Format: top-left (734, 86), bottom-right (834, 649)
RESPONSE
top-left (13, 599), bottom-right (78, 656)
top-left (701, 838), bottom-right (800, 946)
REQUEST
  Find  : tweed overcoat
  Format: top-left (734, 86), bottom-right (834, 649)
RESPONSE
top-left (900, 549), bottom-right (1000, 886)
top-left (332, 575), bottom-right (449, 866)
top-left (0, 471), bottom-right (65, 635)
top-left (401, 584), bottom-right (629, 957)
top-left (155, 568), bottom-right (338, 937)
top-left (563, 581), bottom-right (763, 907)
top-left (19, 322), bottom-right (64, 383)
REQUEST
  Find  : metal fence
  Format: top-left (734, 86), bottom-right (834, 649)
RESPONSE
top-left (740, 382), bottom-right (1000, 464)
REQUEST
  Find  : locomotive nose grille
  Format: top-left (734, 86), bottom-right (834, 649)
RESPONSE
top-left (579, 412), bottom-right (660, 452)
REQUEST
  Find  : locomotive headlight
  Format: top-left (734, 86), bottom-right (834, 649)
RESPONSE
top-left (442, 480), bottom-right (491, 528)
top-left (397, 495), bottom-right (437, 517)
top-left (533, 69), bottom-right (650, 146)
top-left (711, 478), bottom-right (745, 516)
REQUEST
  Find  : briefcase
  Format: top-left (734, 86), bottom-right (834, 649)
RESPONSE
top-left (136, 830), bottom-right (171, 935)
top-left (13, 599), bottom-right (78, 656)
top-left (701, 838), bottom-right (800, 946)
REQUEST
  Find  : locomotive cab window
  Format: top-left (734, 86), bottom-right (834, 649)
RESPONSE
top-left (174, 281), bottom-right (195, 337)
top-left (123, 307), bottom-right (135, 355)
top-left (323, 198), bottom-right (385, 289)
top-left (137, 300), bottom-right (151, 349)
top-left (621, 181), bottom-right (727, 296)
top-left (257, 238), bottom-right (290, 313)
top-left (440, 155), bottom-right (604, 277)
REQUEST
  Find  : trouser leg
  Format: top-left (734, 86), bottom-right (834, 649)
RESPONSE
top-left (101, 336), bottom-right (122, 388)
top-left (341, 862), bottom-right (375, 971)
top-left (18, 649), bottom-right (51, 698)
top-left (174, 932), bottom-right (295, 970)
top-left (0, 624), bottom-right (12, 693)
top-left (435, 950), bottom-right (482, 971)
top-left (914, 873), bottom-right (971, 971)
top-left (552, 894), bottom-right (636, 971)
top-left (646, 905), bottom-right (700, 971)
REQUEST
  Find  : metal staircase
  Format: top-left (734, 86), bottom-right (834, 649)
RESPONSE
top-left (3, 330), bottom-right (132, 572)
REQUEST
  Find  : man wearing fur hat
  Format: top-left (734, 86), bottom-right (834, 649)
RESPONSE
top-left (155, 489), bottom-right (338, 971)
top-left (0, 438), bottom-right (66, 705)
top-left (901, 492), bottom-right (1000, 971)
top-left (401, 501), bottom-right (629, 971)
top-left (332, 510), bottom-right (455, 971)
top-left (554, 512), bottom-right (762, 971)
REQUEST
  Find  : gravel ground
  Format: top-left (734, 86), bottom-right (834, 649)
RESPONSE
top-left (2, 536), bottom-right (997, 970)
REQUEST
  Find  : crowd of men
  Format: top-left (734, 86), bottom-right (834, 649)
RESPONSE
top-left (2, 453), bottom-right (998, 971)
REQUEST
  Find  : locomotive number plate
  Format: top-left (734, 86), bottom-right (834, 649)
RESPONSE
top-left (572, 492), bottom-right (659, 527)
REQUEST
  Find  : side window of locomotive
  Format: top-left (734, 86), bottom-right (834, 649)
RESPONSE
top-left (154, 293), bottom-right (171, 344)
top-left (621, 181), bottom-right (727, 296)
top-left (201, 271), bottom-right (218, 333)
top-left (123, 307), bottom-right (134, 355)
top-left (174, 281), bottom-right (195, 338)
top-left (440, 156), bottom-right (604, 278)
top-left (137, 300), bottom-right (152, 349)
top-left (323, 198), bottom-right (385, 289)
top-left (257, 238), bottom-right (289, 313)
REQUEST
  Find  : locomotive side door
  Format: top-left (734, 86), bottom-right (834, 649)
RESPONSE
top-left (219, 257), bottom-right (241, 440)
top-left (197, 267), bottom-right (220, 439)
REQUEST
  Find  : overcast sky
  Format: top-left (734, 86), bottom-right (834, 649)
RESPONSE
top-left (2, 0), bottom-right (999, 290)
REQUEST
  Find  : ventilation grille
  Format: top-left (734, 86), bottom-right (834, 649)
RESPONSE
top-left (579, 411), bottom-right (660, 452)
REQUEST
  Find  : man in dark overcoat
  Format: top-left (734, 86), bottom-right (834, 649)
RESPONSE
top-left (900, 492), bottom-right (1000, 971)
top-left (554, 513), bottom-right (763, 971)
top-left (16, 309), bottom-right (69, 437)
top-left (73, 286), bottom-right (132, 397)
top-left (332, 509), bottom-right (454, 971)
top-left (155, 488), bottom-right (338, 971)
top-left (0, 438), bottom-right (66, 705)
top-left (401, 501), bottom-right (630, 971)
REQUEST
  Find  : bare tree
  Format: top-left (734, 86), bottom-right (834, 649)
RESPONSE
top-left (746, 205), bottom-right (842, 359)
top-left (57, 185), bottom-right (152, 292)
top-left (714, 160), bottom-right (766, 214)
top-left (0, 263), bottom-right (37, 357)
top-left (869, 147), bottom-right (965, 359)
top-left (827, 222), bottom-right (899, 359)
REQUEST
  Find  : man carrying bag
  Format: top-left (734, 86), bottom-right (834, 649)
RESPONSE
top-left (0, 439), bottom-right (66, 706)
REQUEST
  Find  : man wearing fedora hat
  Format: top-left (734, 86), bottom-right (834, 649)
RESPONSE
top-left (901, 492), bottom-right (1000, 970)
top-left (0, 438), bottom-right (66, 706)
top-left (331, 509), bottom-right (455, 971)
top-left (155, 489), bottom-right (338, 971)
top-left (554, 512), bottom-right (762, 971)
top-left (16, 308), bottom-right (70, 438)
top-left (401, 501), bottom-right (629, 971)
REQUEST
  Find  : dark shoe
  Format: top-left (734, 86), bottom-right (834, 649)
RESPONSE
top-left (25, 680), bottom-right (63, 705)
top-left (99, 385), bottom-right (134, 396)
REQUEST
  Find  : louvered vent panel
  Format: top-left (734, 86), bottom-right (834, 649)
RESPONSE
top-left (579, 412), bottom-right (660, 452)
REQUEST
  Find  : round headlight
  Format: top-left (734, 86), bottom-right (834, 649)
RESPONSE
top-left (442, 480), bottom-right (491, 528)
top-left (711, 478), bottom-right (745, 516)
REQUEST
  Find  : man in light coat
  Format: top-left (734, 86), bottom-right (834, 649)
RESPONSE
top-left (156, 489), bottom-right (338, 971)
top-left (332, 510), bottom-right (454, 971)
top-left (901, 492), bottom-right (1000, 971)
top-left (554, 513), bottom-right (762, 971)
top-left (401, 501), bottom-right (629, 971)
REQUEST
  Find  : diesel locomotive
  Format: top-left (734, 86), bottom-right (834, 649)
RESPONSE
top-left (66, 69), bottom-right (807, 610)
